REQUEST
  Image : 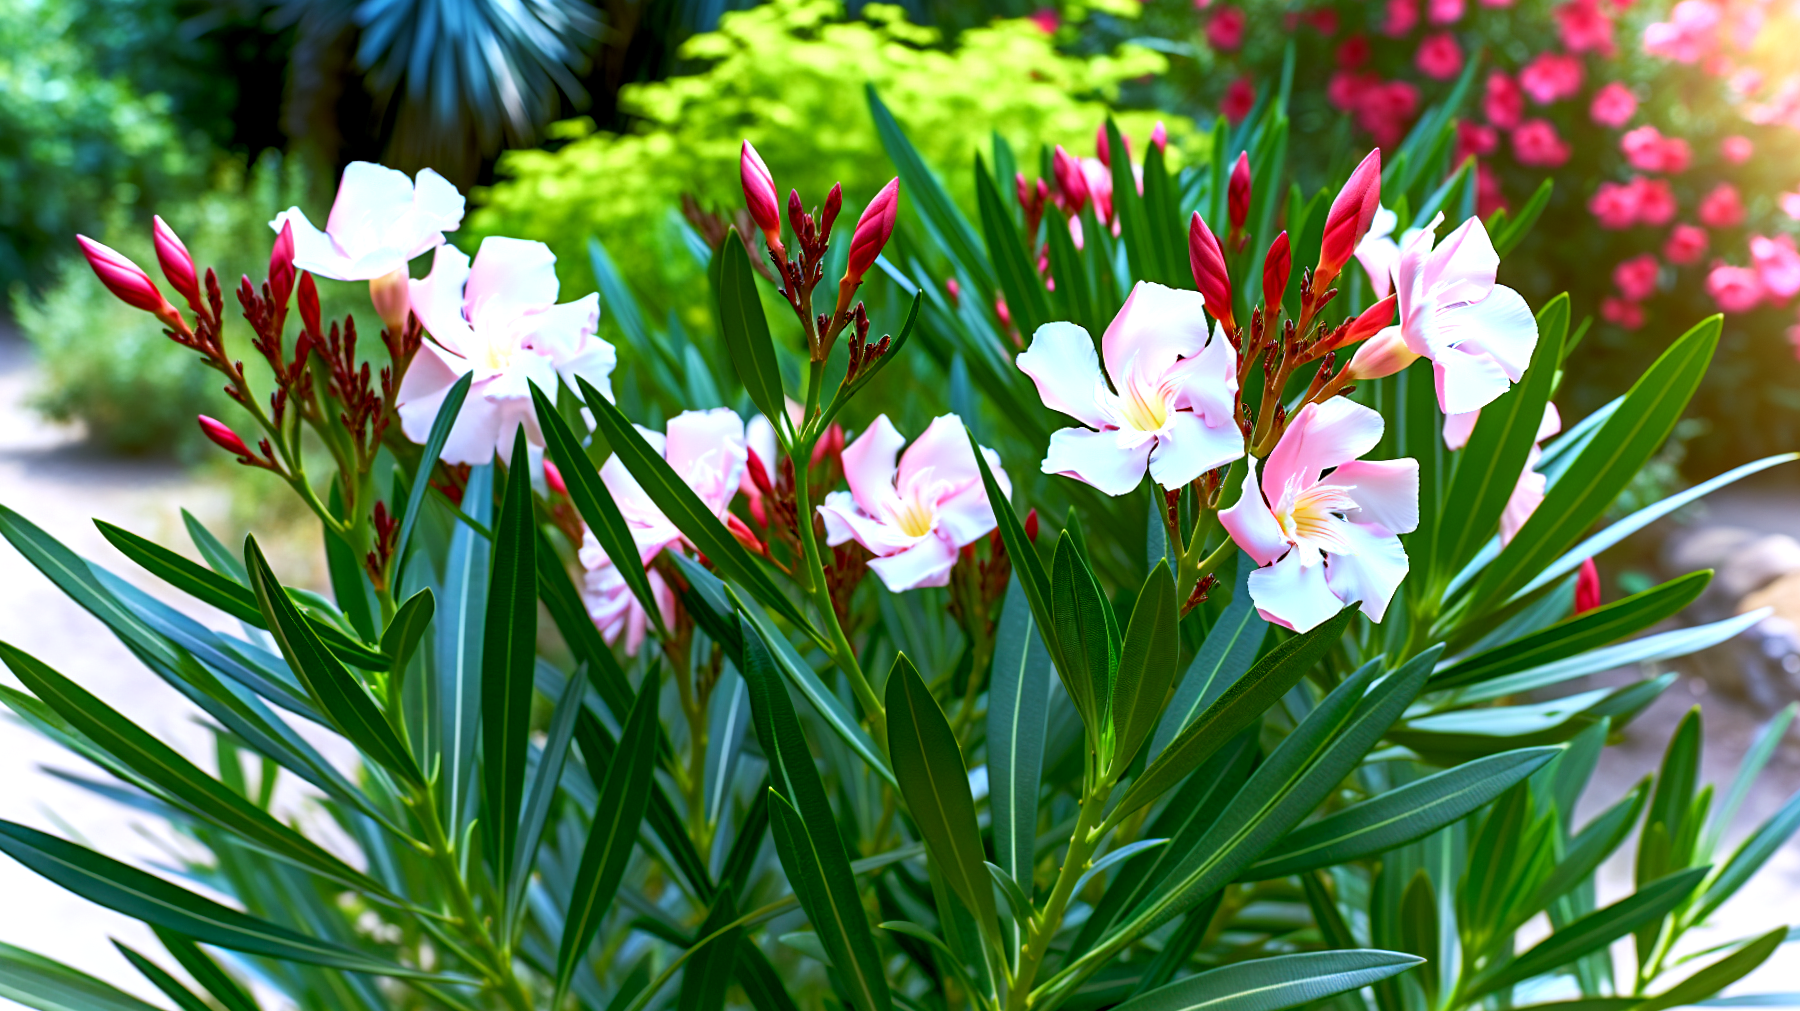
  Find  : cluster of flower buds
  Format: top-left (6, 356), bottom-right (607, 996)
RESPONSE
top-left (739, 141), bottom-right (898, 363)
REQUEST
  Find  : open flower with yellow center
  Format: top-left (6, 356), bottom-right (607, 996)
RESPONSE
top-left (1220, 398), bottom-right (1421, 633)
top-left (398, 237), bottom-right (614, 464)
top-left (817, 415), bottom-right (1009, 592)
top-left (1017, 281), bottom-right (1243, 496)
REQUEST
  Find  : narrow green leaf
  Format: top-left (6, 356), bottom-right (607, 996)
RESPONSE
top-left (1433, 571), bottom-right (1710, 690)
top-left (976, 153), bottom-right (1050, 337)
top-left (1690, 786), bottom-right (1800, 927)
top-left (483, 428), bottom-right (540, 876)
top-left (243, 536), bottom-right (420, 787)
top-left (1110, 561), bottom-right (1181, 773)
top-left (718, 229), bottom-right (787, 426)
top-left (986, 861), bottom-right (1034, 925)
top-left (969, 431), bottom-right (1059, 664)
top-left (1468, 316), bottom-right (1720, 612)
top-left (506, 662), bottom-right (588, 929)
top-left (1044, 188), bottom-right (1098, 335)
top-left (987, 575), bottom-right (1053, 887)
top-left (394, 371), bottom-right (472, 571)
top-left (0, 942), bottom-right (168, 1011)
top-left (1534, 781), bottom-right (1649, 909)
top-left (1074, 838), bottom-right (1170, 898)
top-left (887, 653), bottom-right (998, 939)
top-left (768, 792), bottom-right (892, 1011)
top-left (677, 887), bottom-right (742, 1011)
top-left (1150, 552), bottom-right (1267, 762)
top-left (1112, 950), bottom-right (1424, 1011)
top-left (113, 943), bottom-right (209, 1011)
top-left (1643, 928), bottom-right (1788, 1011)
top-left (150, 928), bottom-right (257, 1011)
top-left (577, 378), bottom-right (813, 637)
top-left (431, 463), bottom-right (491, 827)
top-left (0, 821), bottom-right (446, 980)
top-left (1107, 119), bottom-right (1157, 286)
top-left (1468, 868), bottom-right (1710, 998)
top-left (1140, 140), bottom-right (1186, 289)
top-left (865, 85), bottom-right (992, 291)
top-left (1495, 179), bottom-right (1553, 258)
top-left (322, 485), bottom-right (377, 642)
top-left (1436, 293), bottom-right (1564, 585)
top-left (1116, 607), bottom-right (1356, 822)
top-left (557, 668), bottom-right (661, 1000)
top-left (1053, 533), bottom-right (1116, 735)
top-left (380, 587), bottom-right (434, 681)
top-left (1706, 704), bottom-right (1797, 855)
top-left (1247, 747), bottom-right (1559, 878)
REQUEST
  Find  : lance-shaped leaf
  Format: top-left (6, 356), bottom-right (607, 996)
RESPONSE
top-left (114, 941), bottom-right (209, 1011)
top-left (677, 886), bottom-right (743, 1011)
top-left (1115, 607), bottom-right (1355, 822)
top-left (718, 228), bottom-right (786, 428)
top-left (530, 382), bottom-right (666, 638)
top-left (976, 153), bottom-right (1049, 338)
top-left (767, 792), bottom-right (892, 1011)
top-left (394, 370), bottom-right (471, 567)
top-left (1110, 560), bottom-right (1181, 775)
top-left (987, 575), bottom-right (1054, 888)
top-left (1639, 926), bottom-right (1787, 1011)
top-left (1150, 552), bottom-right (1267, 762)
top-left (969, 430), bottom-right (1059, 664)
top-left (243, 536), bottom-right (421, 787)
top-left (0, 821), bottom-right (447, 979)
top-left (556, 667), bottom-right (661, 1000)
top-left (1246, 746), bottom-right (1560, 879)
top-left (0, 942), bottom-right (167, 1011)
top-left (1465, 867), bottom-right (1710, 998)
top-left (0, 642), bottom-right (389, 898)
top-left (483, 427), bottom-right (540, 876)
top-left (1688, 786), bottom-right (1800, 928)
top-left (866, 84), bottom-right (992, 291)
top-left (151, 928), bottom-right (257, 1011)
top-left (577, 377), bottom-right (814, 637)
top-left (506, 662), bottom-right (588, 929)
top-left (380, 587), bottom-right (433, 683)
top-left (1112, 950), bottom-right (1425, 1011)
top-left (887, 653), bottom-right (998, 940)
top-left (1053, 533), bottom-right (1116, 734)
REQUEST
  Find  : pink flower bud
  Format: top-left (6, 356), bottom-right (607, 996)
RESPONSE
top-left (1316, 148), bottom-right (1383, 292)
top-left (1340, 294), bottom-right (1398, 348)
top-left (1574, 557), bottom-right (1601, 613)
top-left (745, 447), bottom-right (774, 497)
top-left (1188, 212), bottom-right (1235, 330)
top-left (297, 272), bottom-right (323, 337)
top-left (1262, 231), bottom-right (1291, 310)
top-left (945, 277), bottom-right (962, 307)
top-left (843, 179), bottom-right (899, 286)
top-left (821, 182), bottom-right (844, 239)
top-left (543, 460), bottom-right (568, 497)
top-left (269, 221), bottom-right (296, 309)
top-left (77, 235), bottom-right (168, 316)
top-left (1228, 152), bottom-right (1252, 232)
top-left (1096, 123), bottom-right (1130, 168)
top-left (369, 266), bottom-right (410, 334)
top-left (740, 141), bottom-right (783, 251)
top-left (1052, 146), bottom-right (1090, 215)
top-left (198, 416), bottom-right (251, 458)
top-left (152, 216), bottom-right (201, 310)
top-left (1150, 121), bottom-right (1168, 154)
top-left (1344, 323), bottom-right (1420, 380)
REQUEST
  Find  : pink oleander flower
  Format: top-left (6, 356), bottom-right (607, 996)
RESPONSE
top-left (1707, 263), bottom-right (1764, 311)
top-left (1622, 126), bottom-right (1690, 173)
top-left (270, 162), bottom-right (464, 282)
top-left (1614, 254), bottom-right (1661, 300)
top-left (1328, 70), bottom-right (1380, 111)
top-left (1310, 8), bottom-right (1341, 33)
top-left (1222, 77), bottom-right (1257, 124)
top-left (1416, 32), bottom-right (1465, 80)
top-left (1028, 7), bottom-right (1061, 32)
top-left (1512, 119), bottom-right (1572, 168)
top-left (1643, 0), bottom-right (1721, 62)
top-left (1485, 72), bottom-right (1525, 128)
top-left (1358, 81), bottom-right (1420, 146)
top-left (1477, 162), bottom-right (1506, 216)
top-left (1429, 0), bottom-right (1465, 24)
top-left (151, 216), bottom-right (200, 310)
top-left (1353, 205), bottom-right (1420, 300)
top-left (1338, 33), bottom-right (1372, 68)
top-left (1636, 177), bottom-right (1678, 225)
top-left (1589, 181), bottom-right (1640, 228)
top-left (1699, 183), bottom-right (1745, 228)
top-left (1208, 6), bottom-right (1247, 49)
top-left (1221, 398), bottom-right (1420, 632)
top-left (579, 409), bottom-right (749, 654)
top-left (1602, 296), bottom-right (1646, 328)
top-left (1557, 0), bottom-right (1615, 54)
top-left (817, 415), bottom-right (1008, 592)
top-left (1442, 402), bottom-right (1561, 543)
top-left (1347, 215), bottom-right (1539, 414)
top-left (1385, 0), bottom-right (1420, 36)
top-left (740, 141), bottom-right (784, 254)
top-left (1319, 150), bottom-right (1385, 293)
top-left (1664, 223), bottom-right (1709, 264)
top-left (1456, 121), bottom-right (1499, 163)
top-left (1520, 53), bottom-right (1584, 105)
top-left (1782, 192), bottom-right (1800, 220)
top-left (1481, 0), bottom-right (1514, 7)
top-left (198, 415), bottom-right (252, 458)
top-left (1018, 282), bottom-right (1243, 496)
top-left (1590, 82), bottom-right (1638, 126)
top-left (1752, 234), bottom-right (1800, 301)
top-left (1721, 135), bottom-right (1754, 164)
top-left (398, 237), bottom-right (612, 464)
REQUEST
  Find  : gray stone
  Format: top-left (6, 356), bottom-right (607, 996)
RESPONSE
top-left (1719, 534), bottom-right (1800, 599)
top-left (1665, 525), bottom-right (1760, 574)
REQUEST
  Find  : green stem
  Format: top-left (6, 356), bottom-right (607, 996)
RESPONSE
top-left (410, 784), bottom-right (533, 1011)
top-left (1010, 779), bottom-right (1112, 1011)
top-left (790, 448), bottom-right (887, 744)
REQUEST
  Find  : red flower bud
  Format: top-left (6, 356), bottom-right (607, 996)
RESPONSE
top-left (1262, 231), bottom-right (1292, 310)
top-left (297, 272), bottom-right (323, 337)
top-left (1341, 293), bottom-right (1398, 347)
top-left (843, 178), bottom-right (898, 286)
top-left (1188, 212), bottom-right (1235, 330)
top-left (726, 513), bottom-right (767, 555)
top-left (746, 447), bottom-right (775, 497)
top-left (77, 235), bottom-right (175, 321)
top-left (1150, 121), bottom-right (1168, 155)
top-left (1228, 153), bottom-right (1252, 232)
top-left (543, 460), bottom-right (568, 497)
top-left (1096, 122), bottom-right (1129, 168)
top-left (151, 216), bottom-right (201, 310)
top-left (197, 415), bottom-right (251, 458)
top-left (269, 221), bottom-right (296, 309)
top-left (1316, 148), bottom-right (1382, 292)
top-left (740, 141), bottom-right (784, 252)
top-left (1052, 146), bottom-right (1090, 216)
top-left (995, 294), bottom-right (1014, 329)
top-left (1025, 508), bottom-right (1039, 542)
top-left (1574, 558), bottom-right (1601, 614)
top-left (821, 182), bottom-right (844, 239)
top-left (812, 423), bottom-right (845, 467)
top-left (945, 277), bottom-right (962, 308)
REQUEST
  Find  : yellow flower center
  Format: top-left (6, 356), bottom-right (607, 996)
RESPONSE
top-left (1275, 484), bottom-right (1358, 553)
top-left (1117, 380), bottom-right (1170, 432)
top-left (889, 495), bottom-right (937, 538)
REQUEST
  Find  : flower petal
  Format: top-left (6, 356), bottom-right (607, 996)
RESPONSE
top-left (1266, 397), bottom-right (1386, 491)
top-left (1102, 281), bottom-right (1210, 378)
top-left (897, 414), bottom-right (980, 492)
top-left (1326, 459), bottom-right (1421, 535)
top-left (842, 414), bottom-right (907, 516)
top-left (1420, 215), bottom-right (1499, 308)
top-left (1431, 343), bottom-right (1515, 414)
top-left (1429, 284), bottom-right (1538, 382)
top-left (325, 162), bottom-right (416, 250)
top-left (1148, 411), bottom-right (1245, 488)
top-left (1322, 521), bottom-right (1410, 623)
top-left (1017, 322), bottom-right (1109, 429)
top-left (466, 236), bottom-right (560, 310)
top-left (271, 208), bottom-right (359, 280)
top-left (1500, 463), bottom-right (1547, 545)
top-left (401, 168), bottom-right (467, 259)
top-left (1355, 235), bottom-right (1401, 300)
top-left (410, 244), bottom-right (477, 356)
top-left (1442, 409), bottom-right (1479, 450)
top-left (933, 452), bottom-right (1008, 547)
top-left (1219, 457), bottom-right (1289, 566)
top-left (1163, 321), bottom-right (1239, 424)
top-left (1248, 551), bottom-right (1344, 632)
top-left (397, 340), bottom-right (471, 448)
top-left (1042, 426), bottom-right (1150, 496)
top-left (868, 535), bottom-right (960, 592)
top-left (818, 491), bottom-right (925, 556)
top-left (663, 408), bottom-right (747, 514)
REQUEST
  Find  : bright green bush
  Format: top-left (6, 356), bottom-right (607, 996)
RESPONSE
top-left (472, 0), bottom-right (1191, 314)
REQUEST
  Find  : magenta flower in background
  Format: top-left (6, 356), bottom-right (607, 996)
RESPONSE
top-left (1220, 398), bottom-right (1419, 632)
top-left (1416, 33), bottom-right (1465, 80)
top-left (1699, 183), bottom-right (1746, 228)
top-left (1428, 0), bottom-right (1465, 25)
top-left (397, 237), bottom-right (611, 464)
top-left (1665, 223), bottom-right (1709, 264)
top-left (1636, 178), bottom-right (1679, 226)
top-left (1512, 120), bottom-right (1572, 167)
top-left (1385, 0), bottom-right (1420, 36)
top-left (1602, 296), bottom-right (1646, 329)
top-left (1556, 0), bottom-right (1615, 55)
top-left (1751, 234), bottom-right (1800, 300)
top-left (1590, 82), bottom-right (1638, 126)
top-left (1621, 126), bottom-right (1691, 173)
top-left (1721, 135), bottom-right (1755, 163)
top-left (1018, 282), bottom-right (1243, 497)
top-left (817, 415), bottom-right (1008, 592)
top-left (1707, 263), bottom-right (1765, 311)
top-left (1613, 254), bottom-right (1661, 301)
top-left (1222, 77), bottom-right (1258, 124)
top-left (1589, 180), bottom-right (1641, 228)
top-left (1520, 52), bottom-right (1584, 104)
top-left (1485, 72), bottom-right (1524, 128)
top-left (1643, 0), bottom-right (1723, 62)
top-left (1357, 80), bottom-right (1420, 146)
top-left (1208, 6), bottom-right (1246, 49)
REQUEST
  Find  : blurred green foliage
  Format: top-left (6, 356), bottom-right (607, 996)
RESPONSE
top-left (15, 154), bottom-right (364, 458)
top-left (472, 0), bottom-right (1192, 321)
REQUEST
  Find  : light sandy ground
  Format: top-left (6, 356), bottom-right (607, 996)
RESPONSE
top-left (0, 322), bottom-right (1793, 1008)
